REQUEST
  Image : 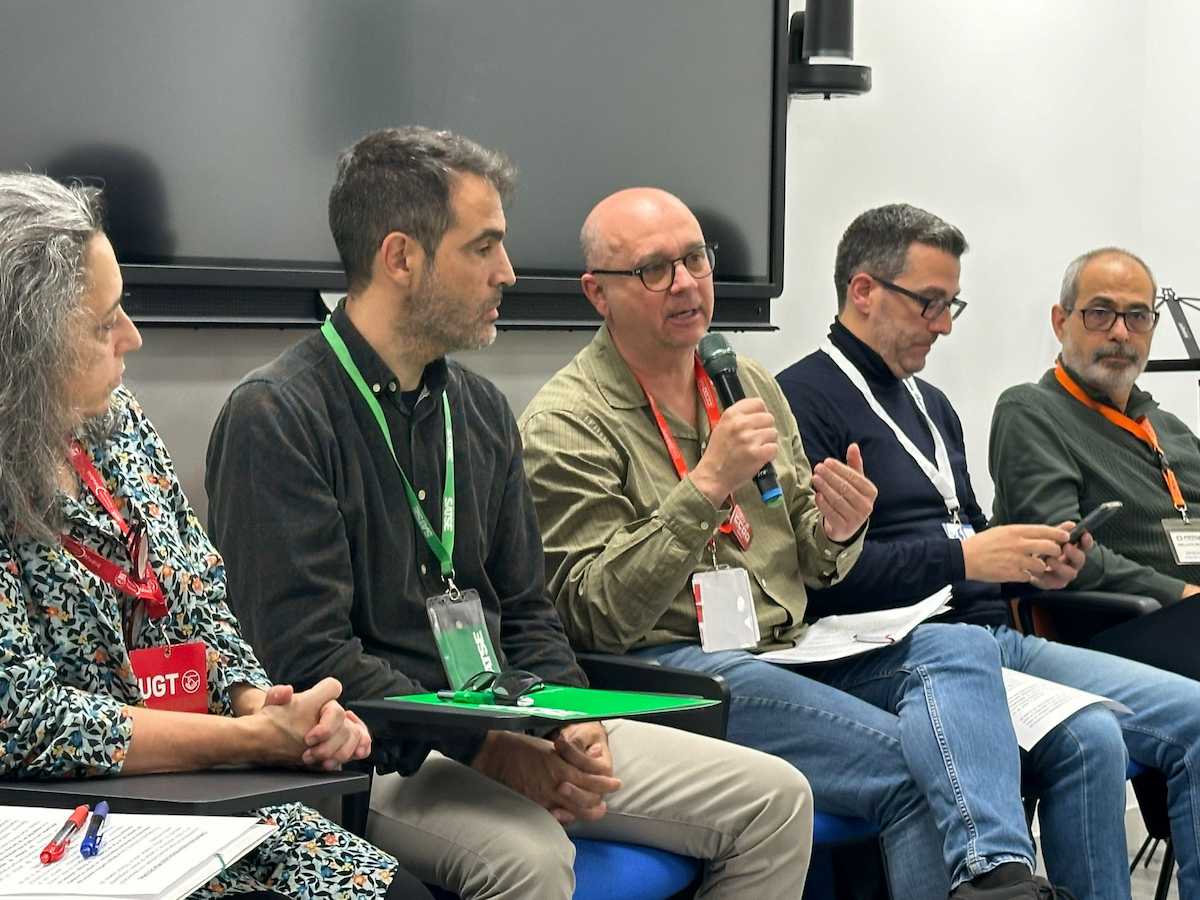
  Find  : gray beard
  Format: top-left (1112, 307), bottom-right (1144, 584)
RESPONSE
top-left (1061, 345), bottom-right (1144, 401)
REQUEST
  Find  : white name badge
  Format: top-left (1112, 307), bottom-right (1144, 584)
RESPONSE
top-left (1162, 519), bottom-right (1200, 565)
top-left (692, 567), bottom-right (761, 653)
top-left (943, 521), bottom-right (977, 541)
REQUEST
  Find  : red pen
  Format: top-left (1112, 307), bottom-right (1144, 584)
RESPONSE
top-left (39, 805), bottom-right (89, 865)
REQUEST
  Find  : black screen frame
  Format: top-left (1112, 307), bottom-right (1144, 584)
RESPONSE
top-left (107, 0), bottom-right (789, 330)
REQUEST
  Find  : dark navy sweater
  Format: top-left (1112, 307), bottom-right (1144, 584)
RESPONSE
top-left (777, 322), bottom-right (1006, 627)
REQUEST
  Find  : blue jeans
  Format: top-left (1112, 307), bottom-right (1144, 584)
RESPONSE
top-left (633, 622), bottom-right (1032, 897)
top-left (991, 624), bottom-right (1200, 900)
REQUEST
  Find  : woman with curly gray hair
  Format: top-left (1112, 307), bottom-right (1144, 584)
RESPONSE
top-left (0, 172), bottom-right (428, 900)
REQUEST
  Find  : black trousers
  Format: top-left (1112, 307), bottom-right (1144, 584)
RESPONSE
top-left (1088, 597), bottom-right (1200, 681)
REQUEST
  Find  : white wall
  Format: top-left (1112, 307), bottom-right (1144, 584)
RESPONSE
top-left (1135, 0), bottom-right (1200, 434)
top-left (124, 0), bottom-right (1198, 524)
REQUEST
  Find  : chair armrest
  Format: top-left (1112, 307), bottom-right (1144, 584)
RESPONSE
top-left (1013, 590), bottom-right (1161, 645)
top-left (575, 652), bottom-right (730, 740)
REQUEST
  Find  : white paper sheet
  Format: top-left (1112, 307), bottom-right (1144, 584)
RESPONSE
top-left (1001, 668), bottom-right (1132, 751)
top-left (757, 586), bottom-right (953, 665)
top-left (0, 806), bottom-right (273, 900)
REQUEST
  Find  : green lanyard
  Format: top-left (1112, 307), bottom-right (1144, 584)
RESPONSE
top-left (320, 317), bottom-right (457, 586)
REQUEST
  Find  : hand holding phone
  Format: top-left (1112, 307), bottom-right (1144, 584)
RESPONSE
top-left (1067, 500), bottom-right (1123, 544)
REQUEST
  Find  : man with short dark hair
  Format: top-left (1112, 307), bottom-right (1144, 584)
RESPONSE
top-left (778, 204), bottom-right (1200, 899)
top-left (206, 127), bottom-right (812, 900)
top-left (522, 188), bottom-right (1083, 899)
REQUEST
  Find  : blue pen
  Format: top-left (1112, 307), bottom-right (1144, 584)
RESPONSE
top-left (80, 801), bottom-right (108, 858)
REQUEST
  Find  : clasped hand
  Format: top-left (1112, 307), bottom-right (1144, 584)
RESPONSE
top-left (255, 676), bottom-right (372, 770)
top-left (472, 721), bottom-right (621, 826)
top-left (961, 522), bottom-right (1090, 588)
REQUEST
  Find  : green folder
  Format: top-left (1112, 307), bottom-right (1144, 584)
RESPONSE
top-left (386, 684), bottom-right (719, 721)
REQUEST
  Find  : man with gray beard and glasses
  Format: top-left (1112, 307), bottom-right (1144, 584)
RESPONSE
top-left (990, 247), bottom-right (1200, 682)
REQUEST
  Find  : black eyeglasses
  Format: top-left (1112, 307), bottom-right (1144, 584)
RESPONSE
top-left (125, 514), bottom-right (150, 583)
top-left (461, 669), bottom-right (545, 705)
top-left (1072, 306), bottom-right (1160, 334)
top-left (869, 275), bottom-right (967, 321)
top-left (590, 243), bottom-right (717, 292)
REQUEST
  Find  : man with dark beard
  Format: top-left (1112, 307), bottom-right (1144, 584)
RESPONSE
top-left (205, 126), bottom-right (813, 900)
top-left (990, 247), bottom-right (1200, 680)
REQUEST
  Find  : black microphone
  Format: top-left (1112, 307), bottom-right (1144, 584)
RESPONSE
top-left (696, 332), bottom-right (784, 506)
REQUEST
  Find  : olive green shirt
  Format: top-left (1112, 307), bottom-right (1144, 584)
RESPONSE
top-left (519, 326), bottom-right (864, 654)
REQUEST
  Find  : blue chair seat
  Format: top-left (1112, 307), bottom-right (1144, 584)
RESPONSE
top-left (812, 811), bottom-right (878, 846)
top-left (571, 838), bottom-right (701, 900)
top-left (426, 838), bottom-right (701, 900)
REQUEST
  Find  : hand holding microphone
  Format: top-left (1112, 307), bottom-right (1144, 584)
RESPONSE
top-left (695, 333), bottom-right (877, 541)
top-left (695, 333), bottom-right (783, 507)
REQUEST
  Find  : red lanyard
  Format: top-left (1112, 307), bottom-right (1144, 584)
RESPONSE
top-left (1055, 362), bottom-right (1189, 518)
top-left (59, 440), bottom-right (168, 618)
top-left (636, 357), bottom-right (751, 548)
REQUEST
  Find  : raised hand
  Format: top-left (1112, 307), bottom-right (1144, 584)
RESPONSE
top-left (813, 443), bottom-right (876, 542)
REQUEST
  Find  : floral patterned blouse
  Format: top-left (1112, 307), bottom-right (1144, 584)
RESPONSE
top-left (0, 388), bottom-right (396, 898)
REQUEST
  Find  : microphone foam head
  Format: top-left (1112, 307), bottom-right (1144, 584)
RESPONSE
top-left (698, 332), bottom-right (737, 376)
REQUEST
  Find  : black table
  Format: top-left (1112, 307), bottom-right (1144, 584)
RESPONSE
top-left (351, 697), bottom-right (546, 734)
top-left (1145, 358), bottom-right (1200, 372)
top-left (0, 768), bottom-right (370, 815)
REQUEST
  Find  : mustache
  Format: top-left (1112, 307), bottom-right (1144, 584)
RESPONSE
top-left (1093, 345), bottom-right (1139, 363)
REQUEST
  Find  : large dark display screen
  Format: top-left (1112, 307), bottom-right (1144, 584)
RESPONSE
top-left (0, 0), bottom-right (787, 326)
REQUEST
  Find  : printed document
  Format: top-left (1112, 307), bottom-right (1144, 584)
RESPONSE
top-left (757, 586), bottom-right (953, 665)
top-left (0, 805), bottom-right (273, 900)
top-left (753, 587), bottom-right (1131, 752)
top-left (1002, 668), bottom-right (1132, 751)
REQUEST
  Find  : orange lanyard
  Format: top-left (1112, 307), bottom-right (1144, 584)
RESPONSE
top-left (1054, 362), bottom-right (1189, 520)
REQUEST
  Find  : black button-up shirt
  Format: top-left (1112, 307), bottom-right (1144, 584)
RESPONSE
top-left (206, 302), bottom-right (585, 773)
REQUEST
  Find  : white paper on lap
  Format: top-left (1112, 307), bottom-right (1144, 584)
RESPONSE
top-left (757, 586), bottom-right (953, 665)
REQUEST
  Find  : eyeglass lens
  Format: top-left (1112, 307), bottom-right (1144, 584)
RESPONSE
top-left (923, 298), bottom-right (967, 321)
top-left (462, 670), bottom-right (498, 691)
top-left (640, 246), bottom-right (715, 291)
top-left (1080, 307), bottom-right (1157, 333)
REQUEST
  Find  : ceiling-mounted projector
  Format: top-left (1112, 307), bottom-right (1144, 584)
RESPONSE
top-left (789, 0), bottom-right (871, 99)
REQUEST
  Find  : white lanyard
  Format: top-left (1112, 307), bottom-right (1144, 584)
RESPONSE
top-left (821, 341), bottom-right (961, 522)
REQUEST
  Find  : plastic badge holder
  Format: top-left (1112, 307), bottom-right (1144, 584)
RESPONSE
top-left (426, 588), bottom-right (501, 690)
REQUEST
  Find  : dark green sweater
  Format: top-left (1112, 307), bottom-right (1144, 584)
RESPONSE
top-left (989, 366), bottom-right (1200, 605)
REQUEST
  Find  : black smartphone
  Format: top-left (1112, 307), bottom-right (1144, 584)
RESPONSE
top-left (1067, 500), bottom-right (1123, 544)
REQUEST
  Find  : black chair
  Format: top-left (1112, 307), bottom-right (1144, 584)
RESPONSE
top-left (1014, 589), bottom-right (1174, 900)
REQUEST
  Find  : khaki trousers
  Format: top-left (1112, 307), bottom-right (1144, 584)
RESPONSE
top-left (367, 718), bottom-right (812, 899)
